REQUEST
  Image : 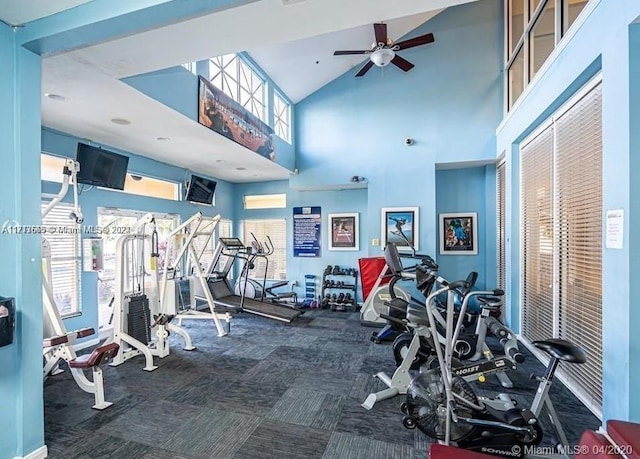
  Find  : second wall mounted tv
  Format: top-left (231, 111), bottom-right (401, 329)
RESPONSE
top-left (185, 174), bottom-right (217, 205)
top-left (76, 143), bottom-right (129, 190)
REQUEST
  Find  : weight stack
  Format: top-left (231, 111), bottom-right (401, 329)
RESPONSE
top-left (127, 294), bottom-right (151, 345)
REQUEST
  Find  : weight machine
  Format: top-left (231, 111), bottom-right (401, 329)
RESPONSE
top-left (160, 212), bottom-right (232, 336)
top-left (108, 212), bottom-right (195, 371)
top-left (42, 159), bottom-right (119, 410)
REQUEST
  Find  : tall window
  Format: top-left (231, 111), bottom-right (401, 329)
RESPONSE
top-left (243, 219), bottom-right (287, 280)
top-left (41, 202), bottom-right (81, 317)
top-left (274, 92), bottom-right (291, 143)
top-left (506, 0), bottom-right (589, 110)
top-left (520, 80), bottom-right (602, 414)
top-left (209, 54), bottom-right (266, 121)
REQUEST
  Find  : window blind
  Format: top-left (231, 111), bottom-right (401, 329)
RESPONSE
top-left (497, 161), bottom-right (506, 293)
top-left (243, 219), bottom-right (287, 280)
top-left (521, 124), bottom-right (555, 343)
top-left (42, 202), bottom-right (81, 317)
top-left (520, 81), bottom-right (603, 413)
top-left (555, 83), bottom-right (603, 408)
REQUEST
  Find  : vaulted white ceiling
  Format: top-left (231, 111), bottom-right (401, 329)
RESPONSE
top-left (22, 0), bottom-right (478, 182)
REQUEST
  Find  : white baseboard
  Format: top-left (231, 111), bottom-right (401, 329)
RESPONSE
top-left (14, 445), bottom-right (48, 459)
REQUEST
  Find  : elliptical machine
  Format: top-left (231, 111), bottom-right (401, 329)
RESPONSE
top-left (370, 249), bottom-right (440, 344)
top-left (401, 280), bottom-right (587, 458)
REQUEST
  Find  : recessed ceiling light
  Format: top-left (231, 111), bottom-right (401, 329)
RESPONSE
top-left (216, 159), bottom-right (226, 163)
top-left (111, 118), bottom-right (131, 125)
top-left (156, 137), bottom-right (170, 141)
top-left (235, 167), bottom-right (246, 171)
top-left (44, 93), bottom-right (66, 101)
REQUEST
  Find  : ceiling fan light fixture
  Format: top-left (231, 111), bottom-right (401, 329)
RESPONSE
top-left (370, 48), bottom-right (395, 67)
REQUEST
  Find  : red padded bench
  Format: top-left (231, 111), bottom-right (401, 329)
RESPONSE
top-left (429, 421), bottom-right (640, 459)
top-left (605, 420), bottom-right (640, 459)
top-left (575, 430), bottom-right (623, 458)
top-left (68, 342), bottom-right (120, 369)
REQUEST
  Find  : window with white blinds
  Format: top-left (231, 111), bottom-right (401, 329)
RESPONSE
top-left (243, 219), bottom-right (286, 280)
top-left (555, 84), bottom-right (603, 409)
top-left (41, 202), bottom-right (81, 317)
top-left (497, 161), bottom-right (506, 293)
top-left (520, 81), bottom-right (603, 411)
top-left (521, 125), bottom-right (555, 343)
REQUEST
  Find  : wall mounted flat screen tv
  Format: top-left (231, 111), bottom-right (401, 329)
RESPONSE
top-left (185, 174), bottom-right (217, 205)
top-left (76, 143), bottom-right (129, 190)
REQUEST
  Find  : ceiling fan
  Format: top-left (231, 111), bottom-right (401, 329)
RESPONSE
top-left (333, 23), bottom-right (435, 77)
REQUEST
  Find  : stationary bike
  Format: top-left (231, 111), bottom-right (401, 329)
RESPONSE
top-left (361, 247), bottom-right (521, 410)
top-left (380, 243), bottom-right (523, 388)
top-left (401, 281), bottom-right (586, 458)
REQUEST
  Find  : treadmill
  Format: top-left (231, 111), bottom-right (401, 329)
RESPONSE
top-left (200, 237), bottom-right (303, 323)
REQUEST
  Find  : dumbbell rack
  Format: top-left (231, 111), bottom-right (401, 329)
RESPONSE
top-left (321, 266), bottom-right (358, 311)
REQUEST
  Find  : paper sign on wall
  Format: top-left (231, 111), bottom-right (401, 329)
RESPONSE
top-left (605, 209), bottom-right (624, 249)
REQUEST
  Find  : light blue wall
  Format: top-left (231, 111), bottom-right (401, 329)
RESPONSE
top-left (435, 166), bottom-right (497, 290)
top-left (0, 24), bottom-right (45, 459)
top-left (41, 128), bottom-right (235, 336)
top-left (123, 66), bottom-right (199, 120)
top-left (627, 22), bottom-right (640, 423)
top-left (496, 0), bottom-right (640, 422)
top-left (293, 0), bottom-right (503, 263)
top-left (234, 181), bottom-right (368, 302)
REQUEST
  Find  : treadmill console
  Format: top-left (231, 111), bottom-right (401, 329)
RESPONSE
top-left (219, 237), bottom-right (245, 249)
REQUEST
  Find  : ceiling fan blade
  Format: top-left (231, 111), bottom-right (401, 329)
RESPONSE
top-left (374, 23), bottom-right (388, 45)
top-left (391, 55), bottom-right (415, 72)
top-left (395, 33), bottom-right (435, 51)
top-left (334, 50), bottom-right (371, 56)
top-left (355, 60), bottom-right (375, 77)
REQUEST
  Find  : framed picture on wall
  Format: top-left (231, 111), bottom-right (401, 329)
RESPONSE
top-left (439, 212), bottom-right (478, 255)
top-left (381, 207), bottom-right (419, 252)
top-left (328, 213), bottom-right (359, 251)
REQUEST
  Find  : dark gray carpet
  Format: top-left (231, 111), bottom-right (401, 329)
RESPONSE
top-left (44, 309), bottom-right (600, 458)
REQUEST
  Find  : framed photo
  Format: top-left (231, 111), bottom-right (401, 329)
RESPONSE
top-left (439, 212), bottom-right (478, 255)
top-left (381, 207), bottom-right (419, 252)
top-left (328, 213), bottom-right (359, 251)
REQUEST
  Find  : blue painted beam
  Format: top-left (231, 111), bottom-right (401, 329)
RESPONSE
top-left (17, 0), bottom-right (259, 56)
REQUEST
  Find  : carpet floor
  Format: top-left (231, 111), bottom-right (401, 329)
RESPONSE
top-left (44, 309), bottom-right (601, 458)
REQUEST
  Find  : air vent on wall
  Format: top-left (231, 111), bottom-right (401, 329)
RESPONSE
top-left (282, 0), bottom-right (307, 4)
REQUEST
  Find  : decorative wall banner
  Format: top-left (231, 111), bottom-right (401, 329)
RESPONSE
top-left (198, 76), bottom-right (275, 161)
top-left (293, 207), bottom-right (321, 257)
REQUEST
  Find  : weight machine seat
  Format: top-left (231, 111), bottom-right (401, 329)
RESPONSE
top-left (429, 444), bottom-right (500, 458)
top-left (69, 343), bottom-right (120, 369)
top-left (606, 420), bottom-right (640, 459)
top-left (476, 296), bottom-right (503, 312)
top-left (533, 338), bottom-right (587, 363)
